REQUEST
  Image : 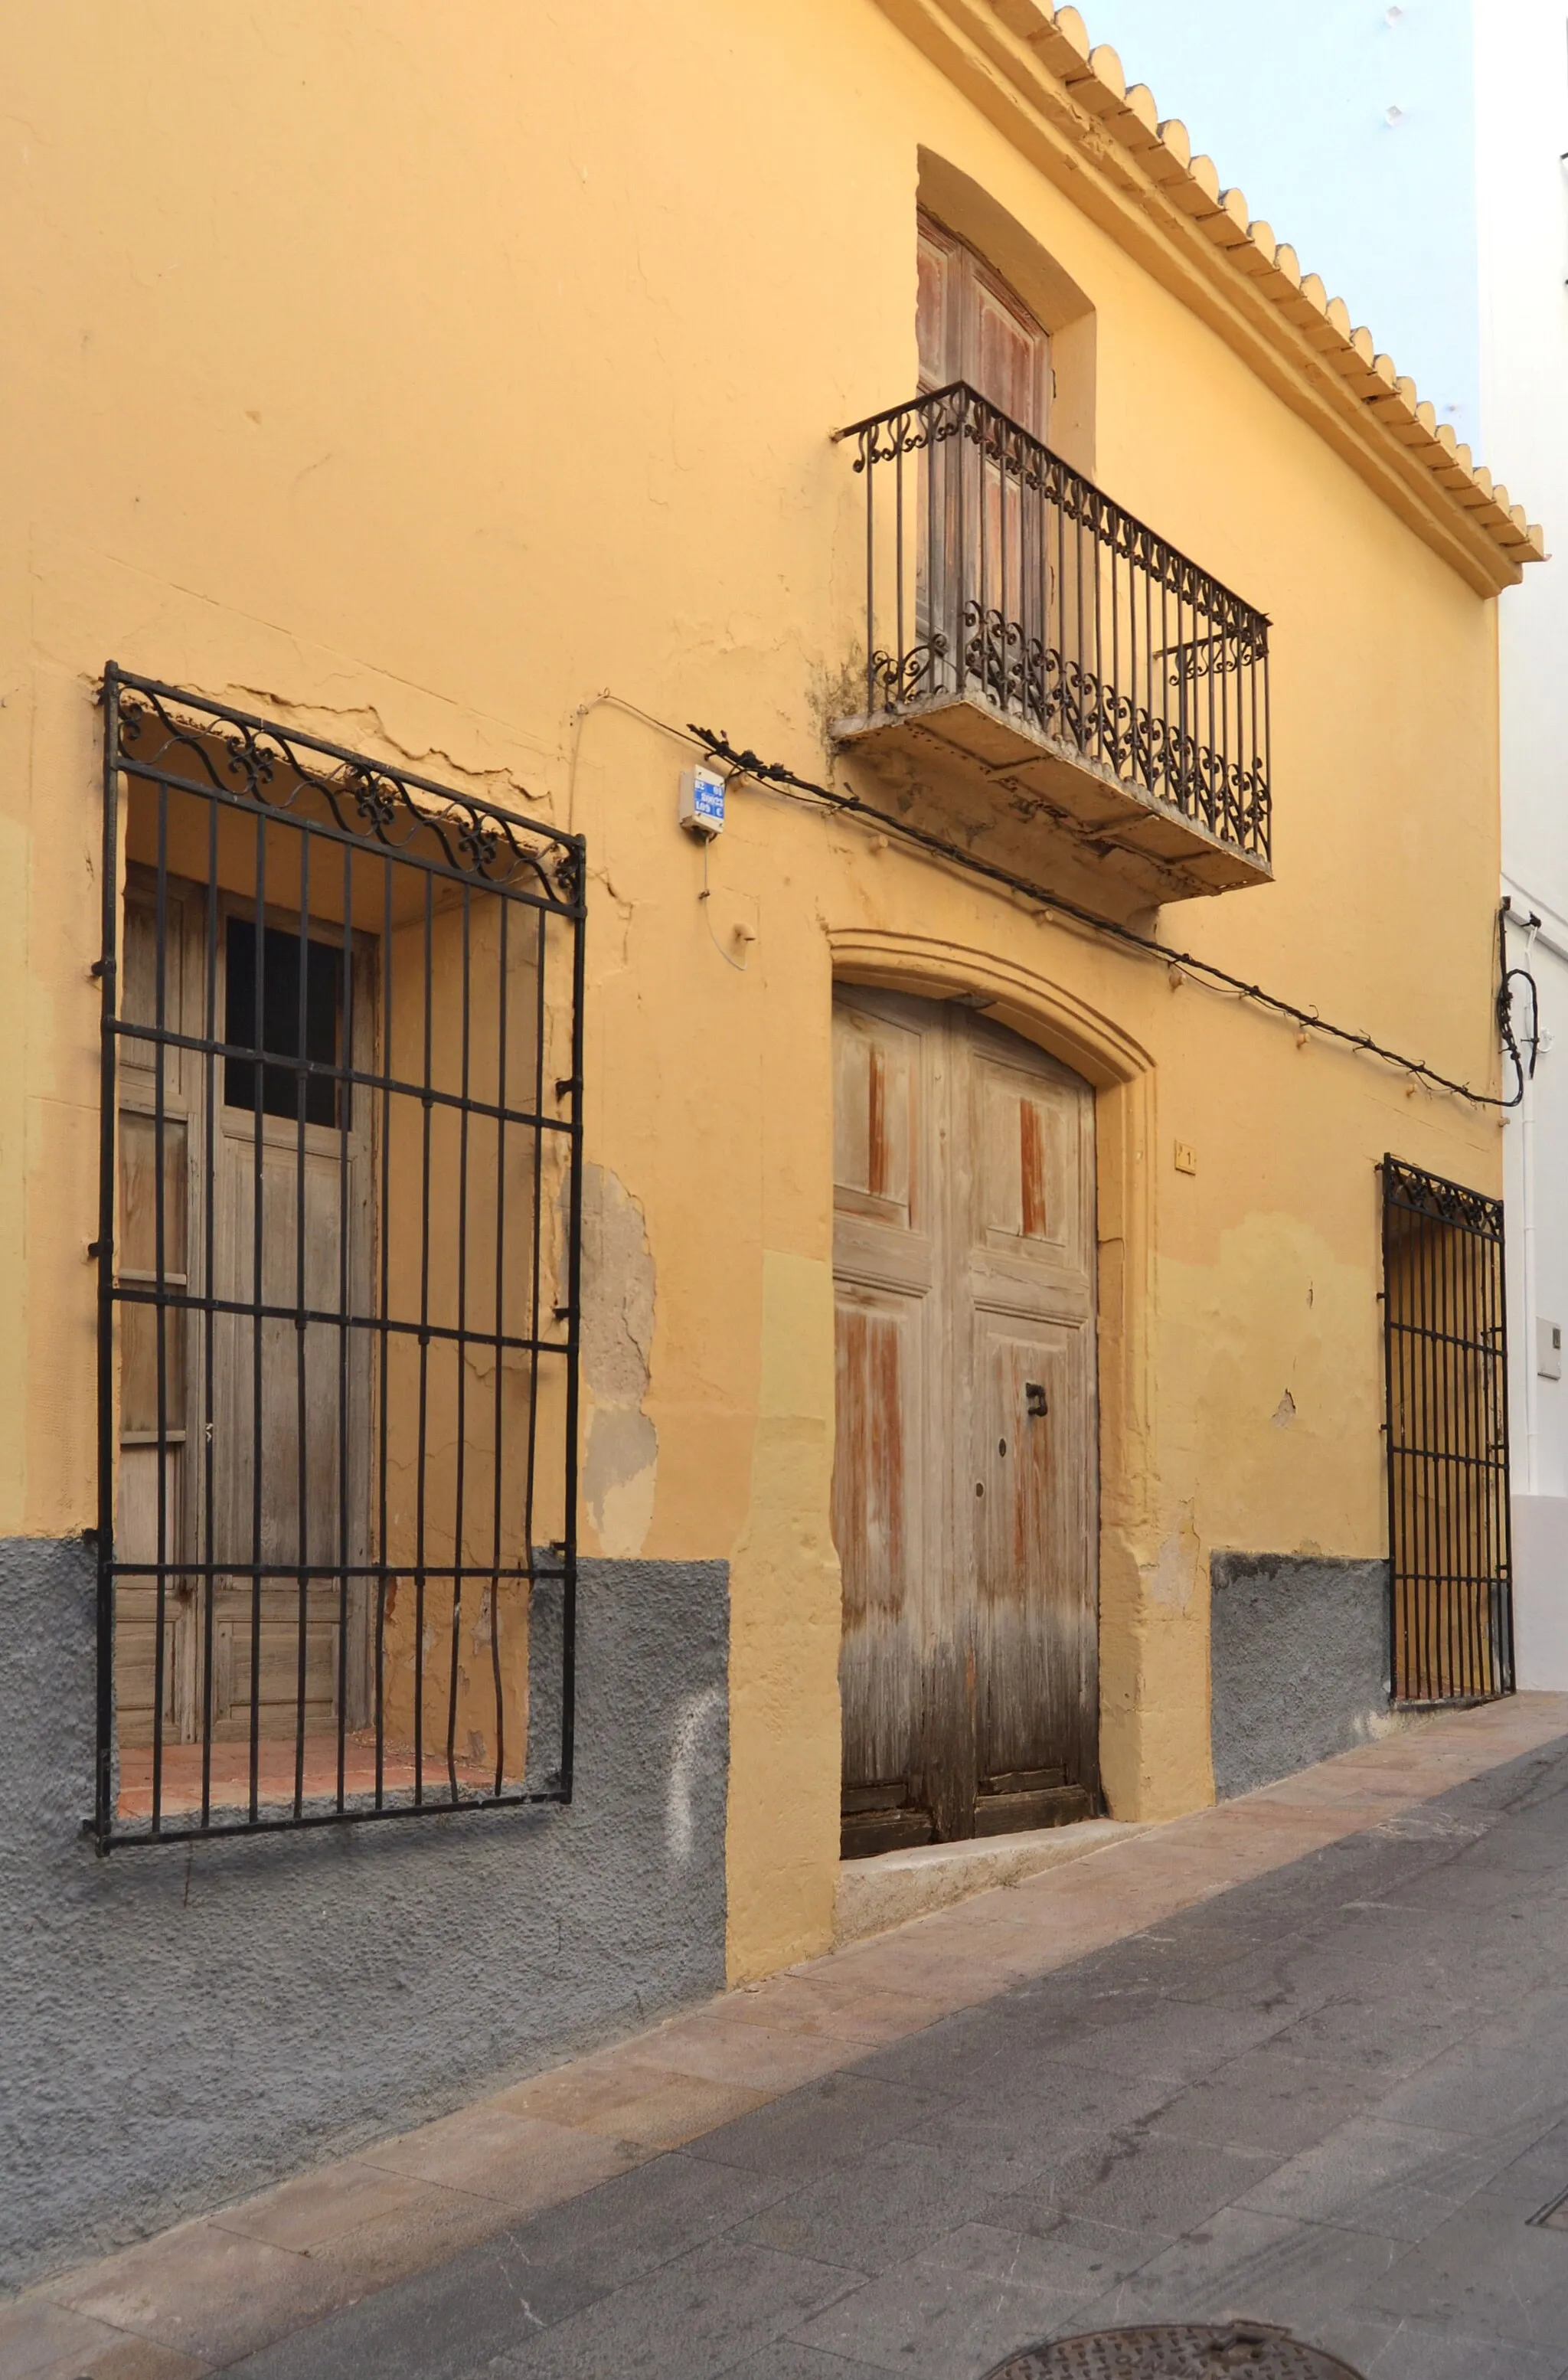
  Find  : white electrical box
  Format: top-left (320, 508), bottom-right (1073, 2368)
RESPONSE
top-left (1538, 1318), bottom-right (1563, 1381)
top-left (679, 765), bottom-right (726, 838)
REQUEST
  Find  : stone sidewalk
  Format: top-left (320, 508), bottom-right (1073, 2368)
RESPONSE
top-left (6, 1692), bottom-right (1568, 2379)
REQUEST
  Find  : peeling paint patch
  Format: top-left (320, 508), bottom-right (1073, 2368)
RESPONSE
top-left (579, 1165), bottom-right (658, 1557)
top-left (585, 1407), bottom-right (657, 1558)
top-left (1272, 1389), bottom-right (1296, 1428)
top-left (1144, 1512), bottom-right (1199, 1613)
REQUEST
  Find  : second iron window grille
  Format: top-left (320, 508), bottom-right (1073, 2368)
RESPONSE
top-left (1381, 1156), bottom-right (1514, 1707)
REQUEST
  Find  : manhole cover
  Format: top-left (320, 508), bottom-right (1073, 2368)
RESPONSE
top-left (983, 2322), bottom-right (1366, 2378)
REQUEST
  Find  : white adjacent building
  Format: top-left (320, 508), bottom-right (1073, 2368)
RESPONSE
top-left (1079, 0), bottom-right (1568, 1683)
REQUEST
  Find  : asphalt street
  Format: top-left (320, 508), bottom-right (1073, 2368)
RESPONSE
top-left (211, 1734), bottom-right (1568, 2380)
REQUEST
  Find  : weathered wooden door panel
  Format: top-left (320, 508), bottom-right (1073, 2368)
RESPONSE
top-left (972, 1316), bottom-right (1096, 1791)
top-left (113, 871), bottom-right (376, 1766)
top-left (832, 994), bottom-right (947, 1842)
top-left (833, 1282), bottom-right (926, 1793)
top-left (832, 987), bottom-right (1097, 1852)
top-left (210, 1117), bottom-right (371, 1738)
top-left (965, 1019), bottom-right (1098, 1806)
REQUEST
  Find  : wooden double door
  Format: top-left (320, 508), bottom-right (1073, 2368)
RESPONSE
top-left (832, 989), bottom-right (1099, 1854)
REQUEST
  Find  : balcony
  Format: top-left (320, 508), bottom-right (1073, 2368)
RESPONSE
top-left (832, 384), bottom-right (1272, 907)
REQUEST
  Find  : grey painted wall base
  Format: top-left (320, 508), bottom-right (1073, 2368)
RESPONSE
top-left (1210, 1551), bottom-right (1389, 1800)
top-left (0, 1538), bottom-right (728, 2290)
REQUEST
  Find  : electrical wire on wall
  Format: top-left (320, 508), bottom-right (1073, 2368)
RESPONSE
top-left (1498, 895), bottom-right (1542, 1093)
top-left (565, 682), bottom-right (1525, 1110)
top-left (567, 687), bottom-right (755, 973)
top-left (687, 724), bottom-right (1527, 1114)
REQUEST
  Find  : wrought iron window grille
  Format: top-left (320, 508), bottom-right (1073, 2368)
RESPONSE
top-left (92, 665), bottom-right (586, 1848)
top-left (1381, 1156), bottom-right (1514, 1707)
top-left (837, 381), bottom-right (1272, 868)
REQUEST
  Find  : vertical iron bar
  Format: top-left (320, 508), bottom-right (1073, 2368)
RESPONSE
top-left (1109, 504), bottom-right (1119, 776)
top-left (1141, 535), bottom-right (1152, 798)
top-left (1477, 1214), bottom-right (1494, 1692)
top-left (1204, 593), bottom-right (1217, 833)
top-left (292, 833), bottom-right (311, 1817)
top-left (336, 842), bottom-right (353, 1812)
top-left (1495, 1200), bottom-right (1517, 1689)
top-left (1471, 1205), bottom-right (1485, 1689)
top-left (1263, 629), bottom-right (1273, 864)
top-left (956, 392), bottom-right (969, 705)
top-left (521, 907), bottom-right (547, 1776)
top-left (1060, 468), bottom-right (1070, 744)
top-left (413, 873), bottom-right (435, 1804)
top-left (1465, 1212), bottom-right (1484, 1694)
top-left (1448, 1208), bottom-right (1467, 1698)
top-left (151, 773), bottom-right (171, 1836)
top-left (1160, 568), bottom-right (1171, 809)
top-left (446, 884), bottom-right (473, 1802)
top-left (894, 418), bottom-right (905, 713)
top-left (864, 427), bottom-right (876, 718)
top-left (201, 788), bottom-right (218, 1828)
top-left (374, 856), bottom-right (394, 1807)
top-left (488, 898), bottom-right (510, 1795)
top-left (248, 813), bottom-right (266, 1823)
top-left (1472, 1212), bottom-right (1488, 1692)
top-left (559, 855), bottom-right (587, 1800)
top-left (95, 669), bottom-right (123, 1848)
top-left (1380, 1169), bottom-right (1400, 1702)
top-left (1494, 1218), bottom-right (1504, 1685)
top-left (929, 395), bottom-right (941, 695)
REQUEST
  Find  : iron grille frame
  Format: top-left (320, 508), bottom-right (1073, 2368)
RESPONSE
top-left (837, 381), bottom-right (1272, 869)
top-left (92, 665), bottom-right (587, 1849)
top-left (1381, 1155), bottom-right (1514, 1707)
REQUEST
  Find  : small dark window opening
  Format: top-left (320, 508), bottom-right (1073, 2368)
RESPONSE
top-left (224, 917), bottom-right (344, 1126)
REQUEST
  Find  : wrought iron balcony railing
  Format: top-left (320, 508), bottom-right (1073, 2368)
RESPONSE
top-left (835, 383), bottom-right (1272, 881)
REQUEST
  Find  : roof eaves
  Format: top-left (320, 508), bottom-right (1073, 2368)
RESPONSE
top-left (978, 0), bottom-right (1544, 578)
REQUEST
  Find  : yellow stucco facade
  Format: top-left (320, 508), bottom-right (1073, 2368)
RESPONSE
top-left (0, 1), bottom-right (1537, 1986)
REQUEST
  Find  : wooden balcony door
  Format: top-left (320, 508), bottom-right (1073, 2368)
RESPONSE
top-left (832, 988), bottom-right (1099, 1854)
top-left (916, 214), bottom-right (1051, 708)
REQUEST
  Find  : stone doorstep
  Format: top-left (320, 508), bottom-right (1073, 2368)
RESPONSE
top-left (834, 1816), bottom-right (1150, 1947)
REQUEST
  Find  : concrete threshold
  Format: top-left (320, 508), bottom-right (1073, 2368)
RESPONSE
top-left (835, 1816), bottom-right (1149, 1947)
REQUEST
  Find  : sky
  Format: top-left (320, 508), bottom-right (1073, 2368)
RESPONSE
top-left (1072, 0), bottom-right (1481, 450)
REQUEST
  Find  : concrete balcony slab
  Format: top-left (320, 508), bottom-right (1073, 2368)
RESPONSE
top-left (835, 691), bottom-right (1272, 909)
